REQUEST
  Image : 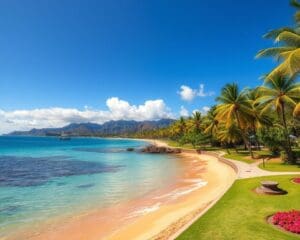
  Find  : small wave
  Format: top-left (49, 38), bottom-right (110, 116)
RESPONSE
top-left (154, 179), bottom-right (207, 200)
top-left (126, 203), bottom-right (161, 218)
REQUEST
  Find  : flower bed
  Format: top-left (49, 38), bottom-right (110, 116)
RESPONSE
top-left (292, 178), bottom-right (300, 184)
top-left (272, 210), bottom-right (300, 234)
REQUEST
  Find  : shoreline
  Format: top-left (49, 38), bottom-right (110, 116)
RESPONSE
top-left (106, 140), bottom-right (237, 240)
top-left (7, 139), bottom-right (237, 240)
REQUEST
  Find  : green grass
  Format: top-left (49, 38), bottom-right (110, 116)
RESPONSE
top-left (177, 175), bottom-right (300, 240)
top-left (222, 149), bottom-right (285, 164)
top-left (259, 161), bottom-right (300, 172)
top-left (223, 151), bottom-right (255, 164)
top-left (165, 140), bottom-right (195, 150)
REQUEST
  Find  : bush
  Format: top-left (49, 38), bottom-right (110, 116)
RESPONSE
top-left (257, 127), bottom-right (284, 156)
top-left (272, 210), bottom-right (300, 234)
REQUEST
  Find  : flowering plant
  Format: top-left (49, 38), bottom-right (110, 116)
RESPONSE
top-left (272, 210), bottom-right (300, 234)
top-left (292, 178), bottom-right (300, 184)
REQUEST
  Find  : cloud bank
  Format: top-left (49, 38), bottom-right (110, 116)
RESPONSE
top-left (0, 97), bottom-right (173, 134)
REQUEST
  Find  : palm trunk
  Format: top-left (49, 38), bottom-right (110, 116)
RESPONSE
top-left (281, 103), bottom-right (294, 163)
top-left (235, 112), bottom-right (254, 158)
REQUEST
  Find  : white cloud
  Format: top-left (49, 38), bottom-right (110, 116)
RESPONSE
top-left (178, 85), bottom-right (197, 101)
top-left (178, 84), bottom-right (214, 102)
top-left (197, 84), bottom-right (214, 97)
top-left (179, 106), bottom-right (189, 117)
top-left (0, 97), bottom-right (173, 134)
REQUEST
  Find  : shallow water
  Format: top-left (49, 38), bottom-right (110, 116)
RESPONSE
top-left (0, 136), bottom-right (182, 238)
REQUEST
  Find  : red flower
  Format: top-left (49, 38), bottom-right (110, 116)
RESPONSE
top-left (273, 210), bottom-right (300, 234)
top-left (293, 178), bottom-right (300, 184)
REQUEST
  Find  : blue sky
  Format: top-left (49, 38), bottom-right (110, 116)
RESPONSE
top-left (0, 0), bottom-right (295, 132)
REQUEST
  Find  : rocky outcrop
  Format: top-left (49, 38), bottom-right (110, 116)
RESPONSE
top-left (141, 145), bottom-right (181, 154)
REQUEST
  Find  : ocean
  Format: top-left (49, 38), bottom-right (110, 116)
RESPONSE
top-left (0, 136), bottom-right (184, 239)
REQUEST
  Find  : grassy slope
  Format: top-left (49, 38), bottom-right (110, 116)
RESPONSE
top-left (177, 175), bottom-right (300, 240)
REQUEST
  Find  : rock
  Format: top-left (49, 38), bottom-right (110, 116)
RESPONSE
top-left (126, 148), bottom-right (135, 152)
top-left (141, 145), bottom-right (181, 154)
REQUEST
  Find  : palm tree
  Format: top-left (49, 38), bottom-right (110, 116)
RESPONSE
top-left (256, 0), bottom-right (300, 79)
top-left (257, 75), bottom-right (300, 163)
top-left (191, 111), bottom-right (202, 133)
top-left (217, 123), bottom-right (242, 153)
top-left (178, 117), bottom-right (186, 135)
top-left (215, 83), bottom-right (254, 157)
top-left (204, 106), bottom-right (218, 134)
top-left (247, 88), bottom-right (273, 149)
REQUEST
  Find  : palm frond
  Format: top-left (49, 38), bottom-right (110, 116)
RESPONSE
top-left (291, 0), bottom-right (300, 9)
top-left (276, 31), bottom-right (300, 47)
top-left (263, 27), bottom-right (295, 39)
top-left (256, 47), bottom-right (296, 59)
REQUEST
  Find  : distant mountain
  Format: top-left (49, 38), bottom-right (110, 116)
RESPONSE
top-left (7, 119), bottom-right (175, 137)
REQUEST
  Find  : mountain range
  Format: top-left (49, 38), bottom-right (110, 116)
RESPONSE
top-left (7, 119), bottom-right (174, 137)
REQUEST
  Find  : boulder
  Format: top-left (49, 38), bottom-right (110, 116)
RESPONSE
top-left (141, 145), bottom-right (181, 154)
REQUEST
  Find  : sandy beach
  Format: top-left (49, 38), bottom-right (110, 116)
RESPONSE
top-left (107, 141), bottom-right (237, 240)
top-left (8, 140), bottom-right (237, 240)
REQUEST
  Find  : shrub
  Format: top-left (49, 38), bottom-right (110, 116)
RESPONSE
top-left (272, 210), bottom-right (300, 234)
top-left (257, 127), bottom-right (284, 156)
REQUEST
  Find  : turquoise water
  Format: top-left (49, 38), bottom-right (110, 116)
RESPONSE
top-left (0, 136), bottom-right (182, 237)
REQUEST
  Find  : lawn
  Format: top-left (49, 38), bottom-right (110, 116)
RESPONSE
top-left (222, 149), bottom-right (271, 164)
top-left (223, 150), bottom-right (255, 164)
top-left (177, 175), bottom-right (300, 240)
top-left (259, 159), bottom-right (300, 172)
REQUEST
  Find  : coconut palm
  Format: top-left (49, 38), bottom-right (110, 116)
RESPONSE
top-left (217, 123), bottom-right (242, 153)
top-left (204, 106), bottom-right (218, 135)
top-left (256, 0), bottom-right (300, 79)
top-left (215, 83), bottom-right (254, 157)
top-left (203, 106), bottom-right (219, 146)
top-left (246, 88), bottom-right (273, 149)
top-left (191, 111), bottom-right (202, 133)
top-left (257, 75), bottom-right (300, 163)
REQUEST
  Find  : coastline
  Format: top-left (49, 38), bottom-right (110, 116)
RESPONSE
top-left (107, 140), bottom-right (237, 240)
top-left (8, 139), bottom-right (237, 240)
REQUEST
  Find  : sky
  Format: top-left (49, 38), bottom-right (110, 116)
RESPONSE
top-left (0, 0), bottom-right (295, 133)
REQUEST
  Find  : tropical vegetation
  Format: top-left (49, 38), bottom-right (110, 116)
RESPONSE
top-left (134, 0), bottom-right (300, 166)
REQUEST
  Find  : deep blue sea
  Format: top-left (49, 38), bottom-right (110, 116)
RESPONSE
top-left (0, 136), bottom-right (182, 238)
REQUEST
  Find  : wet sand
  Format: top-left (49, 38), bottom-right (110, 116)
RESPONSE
top-left (8, 140), bottom-right (237, 240)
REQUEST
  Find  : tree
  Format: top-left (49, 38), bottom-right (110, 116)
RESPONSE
top-left (257, 75), bottom-right (300, 163)
top-left (191, 111), bottom-right (202, 133)
top-left (215, 83), bottom-right (254, 157)
top-left (256, 0), bottom-right (300, 79)
top-left (217, 123), bottom-right (242, 153)
top-left (257, 126), bottom-right (286, 156)
top-left (246, 88), bottom-right (273, 149)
